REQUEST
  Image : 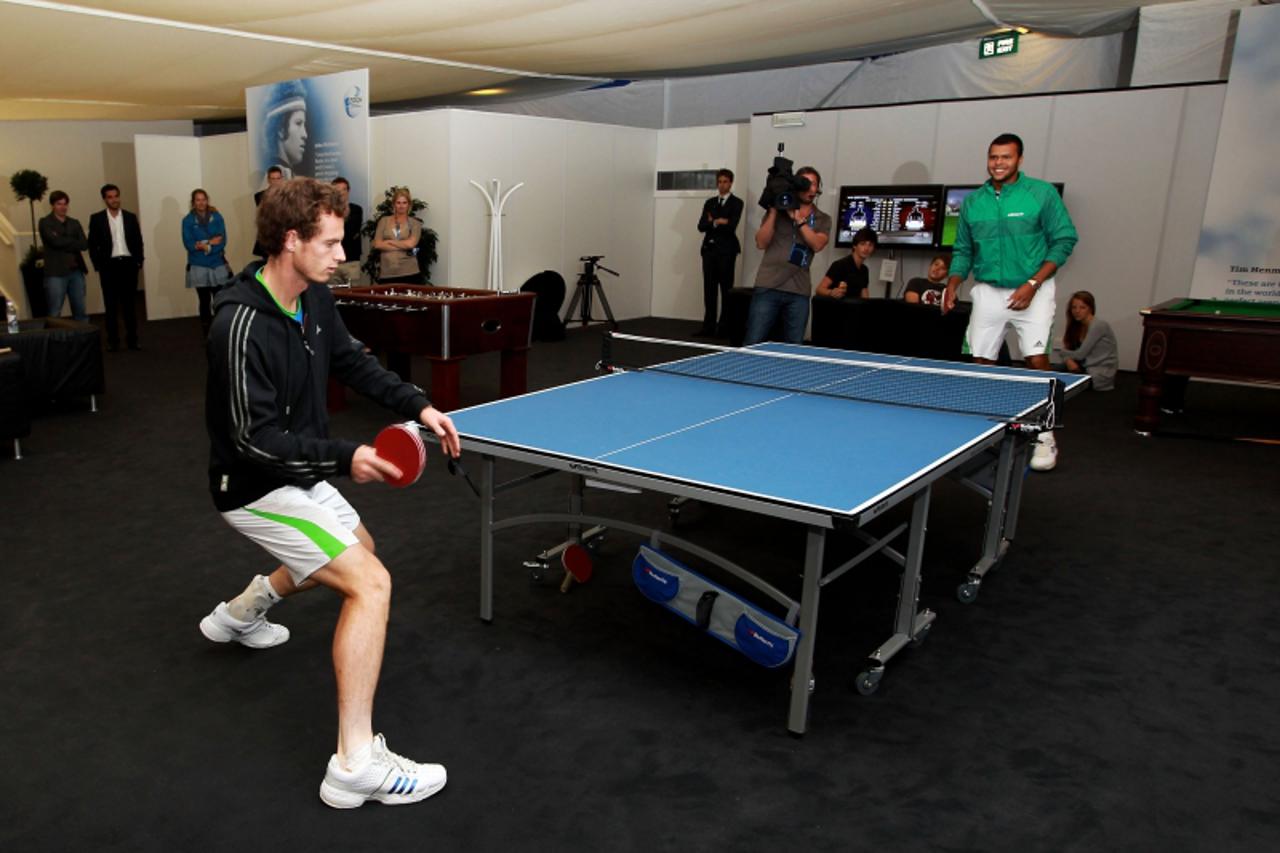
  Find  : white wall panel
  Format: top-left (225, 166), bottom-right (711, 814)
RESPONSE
top-left (371, 111), bottom-right (451, 282)
top-left (134, 135), bottom-right (200, 321)
top-left (1047, 88), bottom-right (1187, 370)
top-left (0, 119), bottom-right (190, 317)
top-left (651, 196), bottom-right (715, 320)
top-left (605, 128), bottom-right (657, 322)
top-left (496, 116), bottom-right (566, 295)
top-left (1151, 85), bottom-right (1226, 305)
top-left (200, 133), bottom-right (254, 276)
top-left (446, 110), bottom-right (516, 291)
top-left (651, 124), bottom-right (745, 321)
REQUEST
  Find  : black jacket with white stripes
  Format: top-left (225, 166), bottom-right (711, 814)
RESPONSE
top-left (205, 263), bottom-right (430, 512)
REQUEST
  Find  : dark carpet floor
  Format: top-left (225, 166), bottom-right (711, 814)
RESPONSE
top-left (1, 313), bottom-right (1278, 852)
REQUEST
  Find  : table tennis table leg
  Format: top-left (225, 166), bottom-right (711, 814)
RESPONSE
top-left (787, 526), bottom-right (826, 736)
top-left (479, 455), bottom-right (496, 623)
top-left (855, 487), bottom-right (936, 696)
top-left (1002, 436), bottom-right (1034, 543)
top-left (958, 433), bottom-right (1019, 603)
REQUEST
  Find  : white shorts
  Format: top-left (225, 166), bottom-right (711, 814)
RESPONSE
top-left (221, 481), bottom-right (361, 584)
top-left (964, 278), bottom-right (1057, 361)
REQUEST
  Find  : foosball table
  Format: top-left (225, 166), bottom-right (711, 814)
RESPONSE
top-left (333, 284), bottom-right (536, 411)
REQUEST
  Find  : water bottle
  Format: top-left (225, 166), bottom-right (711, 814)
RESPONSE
top-left (5, 298), bottom-right (18, 333)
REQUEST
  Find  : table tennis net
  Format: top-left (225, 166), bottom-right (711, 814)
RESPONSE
top-left (605, 335), bottom-right (1058, 426)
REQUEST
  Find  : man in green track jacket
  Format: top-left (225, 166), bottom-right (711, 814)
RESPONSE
top-left (943, 132), bottom-right (1078, 470)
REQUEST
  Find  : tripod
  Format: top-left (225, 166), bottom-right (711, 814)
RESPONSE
top-left (564, 255), bottom-right (618, 330)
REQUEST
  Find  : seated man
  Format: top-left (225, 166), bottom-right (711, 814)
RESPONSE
top-left (904, 254), bottom-right (950, 306)
top-left (815, 227), bottom-right (877, 300)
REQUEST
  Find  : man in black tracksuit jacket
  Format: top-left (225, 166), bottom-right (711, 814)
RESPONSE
top-left (204, 262), bottom-right (425, 510)
top-left (198, 177), bottom-right (461, 810)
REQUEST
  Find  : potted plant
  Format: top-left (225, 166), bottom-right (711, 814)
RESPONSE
top-left (10, 169), bottom-right (49, 317)
top-left (360, 186), bottom-right (439, 283)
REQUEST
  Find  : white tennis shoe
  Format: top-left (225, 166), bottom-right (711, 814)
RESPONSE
top-left (1030, 432), bottom-right (1058, 472)
top-left (199, 601), bottom-right (290, 649)
top-left (319, 734), bottom-right (447, 809)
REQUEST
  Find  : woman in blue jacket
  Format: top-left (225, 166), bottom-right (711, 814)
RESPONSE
top-left (183, 188), bottom-right (233, 336)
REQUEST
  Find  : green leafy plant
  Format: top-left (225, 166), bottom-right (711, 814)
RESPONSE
top-left (10, 169), bottom-right (49, 268)
top-left (360, 186), bottom-right (438, 282)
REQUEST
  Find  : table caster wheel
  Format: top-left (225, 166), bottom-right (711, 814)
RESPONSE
top-left (854, 667), bottom-right (883, 696)
top-left (524, 559), bottom-right (548, 583)
top-left (957, 580), bottom-right (980, 604)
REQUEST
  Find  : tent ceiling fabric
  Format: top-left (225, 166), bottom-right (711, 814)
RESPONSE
top-left (0, 0), bottom-right (1182, 121)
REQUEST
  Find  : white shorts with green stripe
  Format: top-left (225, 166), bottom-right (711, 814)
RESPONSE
top-left (222, 482), bottom-right (361, 584)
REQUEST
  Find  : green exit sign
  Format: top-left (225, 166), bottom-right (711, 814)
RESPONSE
top-left (979, 31), bottom-right (1019, 59)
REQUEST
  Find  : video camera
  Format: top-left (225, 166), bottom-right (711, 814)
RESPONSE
top-left (757, 144), bottom-right (812, 211)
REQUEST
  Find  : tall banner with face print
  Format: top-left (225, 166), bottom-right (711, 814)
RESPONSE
top-left (1189, 4), bottom-right (1280, 303)
top-left (245, 69), bottom-right (370, 211)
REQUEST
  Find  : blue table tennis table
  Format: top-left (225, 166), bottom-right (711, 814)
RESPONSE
top-left (445, 336), bottom-right (1088, 734)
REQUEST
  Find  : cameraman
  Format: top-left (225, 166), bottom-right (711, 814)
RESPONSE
top-left (743, 167), bottom-right (830, 345)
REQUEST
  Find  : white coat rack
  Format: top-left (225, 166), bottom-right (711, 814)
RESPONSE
top-left (470, 178), bottom-right (524, 292)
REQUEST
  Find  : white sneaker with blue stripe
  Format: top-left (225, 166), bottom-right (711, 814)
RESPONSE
top-left (319, 734), bottom-right (447, 809)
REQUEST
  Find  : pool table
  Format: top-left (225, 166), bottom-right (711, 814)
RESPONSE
top-left (1135, 297), bottom-right (1280, 434)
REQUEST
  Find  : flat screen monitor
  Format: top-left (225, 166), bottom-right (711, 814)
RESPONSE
top-left (834, 185), bottom-right (943, 249)
top-left (937, 182), bottom-right (1065, 249)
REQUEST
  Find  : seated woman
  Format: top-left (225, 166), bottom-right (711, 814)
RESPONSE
top-left (372, 187), bottom-right (423, 285)
top-left (815, 227), bottom-right (877, 299)
top-left (1055, 290), bottom-right (1118, 391)
top-left (182, 188), bottom-right (233, 336)
top-left (904, 254), bottom-right (949, 306)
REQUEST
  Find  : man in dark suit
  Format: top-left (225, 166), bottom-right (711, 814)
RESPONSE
top-left (87, 183), bottom-right (145, 350)
top-left (696, 168), bottom-right (743, 336)
top-left (332, 177), bottom-right (364, 284)
top-left (252, 166), bottom-right (285, 258)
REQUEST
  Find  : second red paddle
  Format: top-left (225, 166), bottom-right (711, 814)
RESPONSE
top-left (559, 543), bottom-right (594, 593)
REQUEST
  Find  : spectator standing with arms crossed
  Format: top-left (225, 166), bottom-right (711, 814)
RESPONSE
top-left (182, 188), bottom-right (233, 338)
top-left (199, 177), bottom-right (460, 808)
top-left (38, 190), bottom-right (89, 322)
top-left (743, 167), bottom-right (831, 345)
top-left (942, 133), bottom-right (1078, 470)
top-left (371, 187), bottom-right (423, 285)
top-left (696, 168), bottom-right (743, 337)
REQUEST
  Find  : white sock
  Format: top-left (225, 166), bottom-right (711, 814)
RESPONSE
top-left (340, 740), bottom-right (374, 773)
top-left (225, 575), bottom-right (280, 622)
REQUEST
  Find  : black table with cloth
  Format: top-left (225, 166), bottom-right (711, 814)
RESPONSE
top-left (0, 318), bottom-right (104, 406)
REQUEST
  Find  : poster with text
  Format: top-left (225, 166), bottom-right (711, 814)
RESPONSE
top-left (245, 69), bottom-right (370, 213)
top-left (1189, 4), bottom-right (1280, 303)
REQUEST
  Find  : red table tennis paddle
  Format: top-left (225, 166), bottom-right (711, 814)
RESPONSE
top-left (373, 423), bottom-right (426, 488)
top-left (559, 542), bottom-right (594, 593)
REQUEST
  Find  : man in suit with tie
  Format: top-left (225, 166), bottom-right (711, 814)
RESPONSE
top-left (252, 166), bottom-right (285, 258)
top-left (332, 176), bottom-right (365, 284)
top-left (696, 168), bottom-right (743, 337)
top-left (87, 184), bottom-right (145, 351)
